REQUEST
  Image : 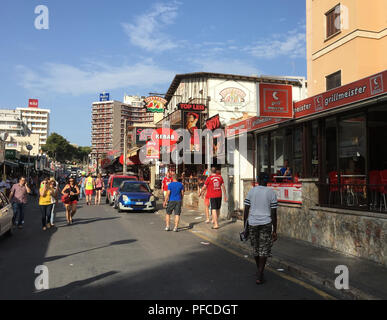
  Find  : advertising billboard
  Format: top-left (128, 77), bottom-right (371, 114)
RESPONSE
top-left (259, 83), bottom-right (293, 118)
top-left (28, 99), bottom-right (39, 108)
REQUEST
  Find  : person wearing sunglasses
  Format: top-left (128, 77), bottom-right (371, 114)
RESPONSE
top-left (62, 178), bottom-right (80, 225)
top-left (39, 178), bottom-right (55, 231)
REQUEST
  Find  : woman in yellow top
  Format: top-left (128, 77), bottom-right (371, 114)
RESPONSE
top-left (39, 178), bottom-right (57, 231)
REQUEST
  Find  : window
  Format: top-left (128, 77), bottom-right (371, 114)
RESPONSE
top-left (326, 71), bottom-right (341, 91)
top-left (326, 5), bottom-right (340, 38)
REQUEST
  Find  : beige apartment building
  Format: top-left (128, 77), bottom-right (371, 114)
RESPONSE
top-left (306, 0), bottom-right (387, 96)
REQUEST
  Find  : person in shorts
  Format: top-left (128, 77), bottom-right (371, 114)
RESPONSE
top-left (199, 167), bottom-right (227, 229)
top-left (163, 174), bottom-right (184, 232)
top-left (162, 172), bottom-right (173, 200)
top-left (244, 175), bottom-right (278, 285)
top-left (85, 173), bottom-right (94, 206)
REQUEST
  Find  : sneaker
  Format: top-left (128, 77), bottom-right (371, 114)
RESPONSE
top-left (165, 227), bottom-right (171, 232)
top-left (173, 227), bottom-right (178, 232)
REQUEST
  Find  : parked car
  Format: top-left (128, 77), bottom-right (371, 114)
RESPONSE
top-left (0, 191), bottom-right (13, 237)
top-left (106, 175), bottom-right (138, 205)
top-left (113, 181), bottom-right (156, 212)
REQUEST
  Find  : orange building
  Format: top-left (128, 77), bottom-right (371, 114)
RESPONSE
top-left (306, 0), bottom-right (387, 96)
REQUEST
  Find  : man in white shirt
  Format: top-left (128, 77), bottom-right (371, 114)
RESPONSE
top-left (244, 176), bottom-right (278, 285)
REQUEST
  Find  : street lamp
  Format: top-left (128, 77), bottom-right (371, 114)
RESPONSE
top-left (26, 144), bottom-right (33, 180)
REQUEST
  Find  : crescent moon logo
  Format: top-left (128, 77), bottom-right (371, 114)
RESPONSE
top-left (374, 78), bottom-right (379, 86)
top-left (273, 91), bottom-right (279, 100)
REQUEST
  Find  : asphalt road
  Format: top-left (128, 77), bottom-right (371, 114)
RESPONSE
top-left (0, 197), bottom-right (332, 300)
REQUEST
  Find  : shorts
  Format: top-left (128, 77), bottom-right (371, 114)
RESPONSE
top-left (210, 198), bottom-right (222, 210)
top-left (65, 200), bottom-right (78, 206)
top-left (85, 190), bottom-right (93, 196)
top-left (95, 187), bottom-right (102, 191)
top-left (166, 201), bottom-right (182, 216)
top-left (249, 223), bottom-right (273, 258)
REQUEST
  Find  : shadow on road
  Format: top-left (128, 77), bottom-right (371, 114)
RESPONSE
top-left (43, 239), bottom-right (138, 262)
top-left (34, 271), bottom-right (119, 299)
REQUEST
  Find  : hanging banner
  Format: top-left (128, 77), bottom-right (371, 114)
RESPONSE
top-left (259, 83), bottom-right (293, 118)
top-left (144, 96), bottom-right (167, 113)
top-left (206, 114), bottom-right (221, 131)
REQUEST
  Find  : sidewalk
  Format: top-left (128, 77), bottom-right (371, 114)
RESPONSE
top-left (171, 207), bottom-right (387, 300)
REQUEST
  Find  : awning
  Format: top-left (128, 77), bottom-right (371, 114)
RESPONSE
top-left (3, 160), bottom-right (19, 168)
top-left (128, 147), bottom-right (141, 157)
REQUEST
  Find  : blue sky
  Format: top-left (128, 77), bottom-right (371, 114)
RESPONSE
top-left (0, 0), bottom-right (306, 146)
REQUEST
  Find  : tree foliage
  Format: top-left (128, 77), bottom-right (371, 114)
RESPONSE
top-left (42, 133), bottom-right (91, 163)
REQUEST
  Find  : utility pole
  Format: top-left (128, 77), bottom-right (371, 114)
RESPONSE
top-left (123, 119), bottom-right (128, 175)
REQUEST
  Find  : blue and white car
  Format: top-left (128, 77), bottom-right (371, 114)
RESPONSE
top-left (114, 181), bottom-right (157, 212)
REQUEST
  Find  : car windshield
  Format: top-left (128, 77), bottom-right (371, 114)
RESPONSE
top-left (112, 178), bottom-right (136, 188)
top-left (120, 183), bottom-right (150, 193)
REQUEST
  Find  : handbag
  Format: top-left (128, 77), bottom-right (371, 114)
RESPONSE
top-left (240, 219), bottom-right (250, 242)
top-left (61, 193), bottom-right (70, 204)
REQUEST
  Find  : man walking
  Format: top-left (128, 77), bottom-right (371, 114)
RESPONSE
top-left (85, 173), bottom-right (94, 206)
top-left (9, 177), bottom-right (31, 229)
top-left (244, 176), bottom-right (278, 285)
top-left (199, 167), bottom-right (227, 229)
top-left (163, 174), bottom-right (184, 232)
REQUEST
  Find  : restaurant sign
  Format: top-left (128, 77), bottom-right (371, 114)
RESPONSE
top-left (259, 83), bottom-right (293, 118)
top-left (294, 70), bottom-right (387, 119)
top-left (178, 103), bottom-right (206, 112)
top-left (225, 117), bottom-right (287, 138)
top-left (145, 96), bottom-right (167, 113)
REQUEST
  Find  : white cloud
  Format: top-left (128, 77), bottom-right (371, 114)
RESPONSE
top-left (16, 61), bottom-right (175, 96)
top-left (122, 1), bottom-right (181, 52)
top-left (245, 27), bottom-right (306, 59)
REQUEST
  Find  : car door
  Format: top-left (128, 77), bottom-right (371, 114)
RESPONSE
top-left (0, 191), bottom-right (12, 236)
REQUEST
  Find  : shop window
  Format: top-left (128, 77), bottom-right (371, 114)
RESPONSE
top-left (311, 121), bottom-right (319, 178)
top-left (339, 114), bottom-right (366, 177)
top-left (293, 127), bottom-right (303, 179)
top-left (368, 104), bottom-right (387, 171)
top-left (325, 117), bottom-right (338, 180)
top-left (258, 134), bottom-right (269, 174)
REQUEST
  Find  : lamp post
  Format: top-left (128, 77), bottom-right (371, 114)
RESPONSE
top-left (26, 145), bottom-right (33, 180)
top-left (123, 119), bottom-right (128, 175)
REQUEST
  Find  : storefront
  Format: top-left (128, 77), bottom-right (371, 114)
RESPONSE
top-left (226, 70), bottom-right (387, 265)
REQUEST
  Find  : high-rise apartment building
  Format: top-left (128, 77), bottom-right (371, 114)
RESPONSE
top-left (0, 109), bottom-right (30, 138)
top-left (306, 0), bottom-right (387, 95)
top-left (16, 107), bottom-right (50, 148)
top-left (91, 99), bottom-right (154, 159)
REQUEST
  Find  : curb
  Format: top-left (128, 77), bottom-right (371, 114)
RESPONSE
top-left (156, 208), bottom-right (382, 300)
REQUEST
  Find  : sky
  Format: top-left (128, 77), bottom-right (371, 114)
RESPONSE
top-left (0, 0), bottom-right (307, 146)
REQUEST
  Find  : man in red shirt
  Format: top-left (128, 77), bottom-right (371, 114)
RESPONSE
top-left (199, 167), bottom-right (227, 229)
top-left (162, 172), bottom-right (173, 200)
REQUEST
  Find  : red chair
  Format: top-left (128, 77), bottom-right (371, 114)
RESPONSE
top-left (369, 171), bottom-right (381, 210)
top-left (379, 170), bottom-right (387, 212)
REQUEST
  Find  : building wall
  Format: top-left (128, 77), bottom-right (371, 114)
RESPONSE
top-left (6, 133), bottom-right (40, 156)
top-left (306, 0), bottom-right (387, 96)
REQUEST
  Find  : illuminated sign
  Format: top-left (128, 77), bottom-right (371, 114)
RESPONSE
top-left (144, 96), bottom-right (167, 113)
top-left (259, 83), bottom-right (293, 118)
top-left (178, 103), bottom-right (206, 112)
top-left (29, 99), bottom-right (39, 108)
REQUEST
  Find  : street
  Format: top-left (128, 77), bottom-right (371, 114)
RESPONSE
top-left (0, 198), bottom-right (334, 300)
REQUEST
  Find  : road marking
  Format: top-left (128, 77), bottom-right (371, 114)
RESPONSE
top-left (188, 230), bottom-right (337, 300)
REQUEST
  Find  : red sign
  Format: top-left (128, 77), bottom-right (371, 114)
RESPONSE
top-left (259, 83), bottom-right (293, 118)
top-left (119, 154), bottom-right (140, 165)
top-left (28, 99), bottom-right (38, 108)
top-left (151, 128), bottom-right (179, 147)
top-left (178, 103), bottom-right (206, 112)
top-left (206, 114), bottom-right (221, 131)
top-left (294, 70), bottom-right (387, 119)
